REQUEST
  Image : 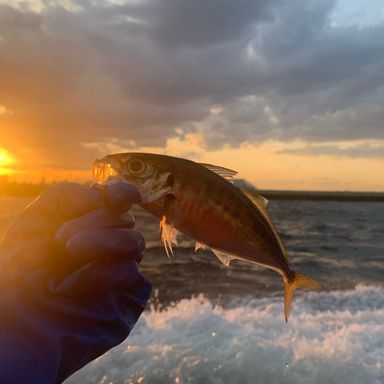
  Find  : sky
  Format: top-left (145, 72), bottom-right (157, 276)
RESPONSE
top-left (0, 0), bottom-right (383, 191)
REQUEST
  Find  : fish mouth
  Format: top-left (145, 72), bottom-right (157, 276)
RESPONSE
top-left (93, 159), bottom-right (122, 184)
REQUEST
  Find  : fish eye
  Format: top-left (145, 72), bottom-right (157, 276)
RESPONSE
top-left (126, 158), bottom-right (146, 175)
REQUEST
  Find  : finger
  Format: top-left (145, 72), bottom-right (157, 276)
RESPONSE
top-left (66, 228), bottom-right (145, 264)
top-left (51, 259), bottom-right (148, 296)
top-left (55, 208), bottom-right (135, 244)
top-left (2, 181), bottom-right (141, 272)
top-left (106, 182), bottom-right (141, 213)
top-left (34, 183), bottom-right (105, 223)
top-left (46, 181), bottom-right (140, 220)
top-left (6, 181), bottom-right (140, 238)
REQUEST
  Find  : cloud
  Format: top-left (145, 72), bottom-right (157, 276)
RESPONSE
top-left (123, 0), bottom-right (276, 48)
top-left (0, 0), bottom-right (384, 169)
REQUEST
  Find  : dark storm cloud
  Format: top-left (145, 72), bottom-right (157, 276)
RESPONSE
top-left (123, 0), bottom-right (276, 47)
top-left (0, 0), bottom-right (383, 168)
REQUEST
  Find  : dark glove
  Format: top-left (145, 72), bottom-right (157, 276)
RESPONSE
top-left (0, 181), bottom-right (151, 384)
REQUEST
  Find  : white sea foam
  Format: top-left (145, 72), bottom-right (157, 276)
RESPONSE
top-left (65, 285), bottom-right (384, 384)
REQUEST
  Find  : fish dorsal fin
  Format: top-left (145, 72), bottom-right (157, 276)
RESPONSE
top-left (211, 248), bottom-right (237, 267)
top-left (241, 189), bottom-right (288, 259)
top-left (199, 163), bottom-right (238, 179)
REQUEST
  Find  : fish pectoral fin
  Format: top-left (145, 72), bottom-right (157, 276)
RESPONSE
top-left (160, 215), bottom-right (180, 260)
top-left (199, 163), bottom-right (238, 179)
top-left (211, 248), bottom-right (237, 267)
top-left (159, 195), bottom-right (179, 260)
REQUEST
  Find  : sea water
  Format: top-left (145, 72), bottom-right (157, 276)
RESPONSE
top-left (65, 200), bottom-right (384, 384)
top-left (0, 196), bottom-right (382, 383)
top-left (66, 286), bottom-right (383, 384)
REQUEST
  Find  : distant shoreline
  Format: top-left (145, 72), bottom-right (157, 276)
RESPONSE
top-left (260, 190), bottom-right (384, 202)
top-left (0, 182), bottom-right (383, 201)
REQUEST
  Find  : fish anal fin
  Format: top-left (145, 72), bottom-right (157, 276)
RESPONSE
top-left (211, 248), bottom-right (237, 267)
top-left (283, 272), bottom-right (322, 322)
top-left (195, 242), bottom-right (207, 252)
top-left (199, 163), bottom-right (238, 179)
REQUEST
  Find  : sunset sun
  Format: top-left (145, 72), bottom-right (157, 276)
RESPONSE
top-left (0, 149), bottom-right (15, 174)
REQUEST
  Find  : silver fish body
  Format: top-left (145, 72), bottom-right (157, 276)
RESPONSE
top-left (93, 152), bottom-right (321, 320)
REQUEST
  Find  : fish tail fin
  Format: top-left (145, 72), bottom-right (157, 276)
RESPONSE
top-left (283, 272), bottom-right (322, 322)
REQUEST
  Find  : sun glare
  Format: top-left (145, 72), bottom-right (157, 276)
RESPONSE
top-left (0, 149), bottom-right (15, 176)
top-left (0, 149), bottom-right (13, 166)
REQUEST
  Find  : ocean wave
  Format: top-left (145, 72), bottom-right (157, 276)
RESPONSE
top-left (66, 285), bottom-right (384, 384)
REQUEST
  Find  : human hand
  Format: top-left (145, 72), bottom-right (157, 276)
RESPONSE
top-left (0, 182), bottom-right (151, 384)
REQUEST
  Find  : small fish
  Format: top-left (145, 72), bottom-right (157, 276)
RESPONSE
top-left (93, 152), bottom-right (321, 321)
